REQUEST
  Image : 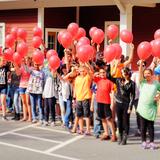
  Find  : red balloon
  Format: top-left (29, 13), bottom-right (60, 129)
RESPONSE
top-left (137, 41), bottom-right (152, 60)
top-left (120, 29), bottom-right (133, 43)
top-left (104, 45), bottom-right (116, 62)
top-left (92, 29), bottom-right (104, 44)
top-left (33, 26), bottom-right (42, 37)
top-left (17, 28), bottom-right (27, 40)
top-left (11, 27), bottom-right (18, 39)
top-left (3, 48), bottom-right (14, 62)
top-left (32, 36), bottom-right (42, 48)
top-left (89, 27), bottom-right (97, 38)
top-left (61, 31), bottom-right (73, 48)
top-left (154, 29), bottom-right (160, 39)
top-left (13, 52), bottom-right (22, 65)
top-left (49, 55), bottom-right (60, 70)
top-left (76, 37), bottom-right (90, 50)
top-left (5, 34), bottom-right (15, 48)
top-left (111, 43), bottom-right (122, 59)
top-left (77, 45), bottom-right (94, 62)
top-left (74, 27), bottom-right (86, 40)
top-left (46, 49), bottom-right (58, 60)
top-left (67, 22), bottom-right (79, 37)
top-left (57, 30), bottom-right (66, 44)
top-left (106, 24), bottom-right (118, 40)
top-left (151, 39), bottom-right (160, 57)
top-left (32, 50), bottom-right (44, 64)
top-left (17, 42), bottom-right (28, 57)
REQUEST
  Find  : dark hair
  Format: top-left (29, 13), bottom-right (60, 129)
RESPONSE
top-left (122, 67), bottom-right (132, 77)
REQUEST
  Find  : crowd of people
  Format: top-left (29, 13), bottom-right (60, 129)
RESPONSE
top-left (0, 41), bottom-right (160, 150)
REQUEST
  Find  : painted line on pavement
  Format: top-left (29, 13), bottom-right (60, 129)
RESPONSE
top-left (0, 141), bottom-right (81, 160)
top-left (45, 135), bottom-right (84, 153)
top-left (34, 126), bottom-right (70, 134)
top-left (11, 132), bottom-right (63, 144)
top-left (0, 124), bottom-right (35, 136)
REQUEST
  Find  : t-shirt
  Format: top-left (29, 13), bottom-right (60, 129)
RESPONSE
top-left (0, 65), bottom-right (10, 88)
top-left (19, 65), bottom-right (31, 88)
top-left (42, 67), bottom-right (58, 98)
top-left (94, 77), bottom-right (113, 104)
top-left (137, 80), bottom-right (160, 121)
top-left (111, 63), bottom-right (124, 78)
top-left (74, 74), bottom-right (92, 101)
top-left (27, 70), bottom-right (45, 94)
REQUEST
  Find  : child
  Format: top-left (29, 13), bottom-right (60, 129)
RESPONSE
top-left (26, 63), bottom-right (45, 124)
top-left (93, 68), bottom-right (116, 141)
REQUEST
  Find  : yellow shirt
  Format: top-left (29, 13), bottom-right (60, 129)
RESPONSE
top-left (74, 74), bottom-right (92, 101)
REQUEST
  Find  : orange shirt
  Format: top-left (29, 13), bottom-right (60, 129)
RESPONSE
top-left (74, 74), bottom-right (92, 101)
top-left (111, 63), bottom-right (124, 78)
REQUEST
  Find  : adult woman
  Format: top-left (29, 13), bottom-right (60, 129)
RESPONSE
top-left (137, 60), bottom-right (160, 149)
top-left (109, 67), bottom-right (135, 145)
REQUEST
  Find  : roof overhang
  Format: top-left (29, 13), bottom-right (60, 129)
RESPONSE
top-left (0, 0), bottom-right (158, 10)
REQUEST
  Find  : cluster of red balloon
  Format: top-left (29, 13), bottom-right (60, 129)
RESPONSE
top-left (137, 29), bottom-right (160, 60)
top-left (104, 24), bottom-right (133, 62)
top-left (46, 49), bottom-right (60, 71)
top-left (31, 26), bottom-right (45, 65)
top-left (4, 27), bottom-right (28, 65)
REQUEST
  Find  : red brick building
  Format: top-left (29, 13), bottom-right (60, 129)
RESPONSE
top-left (0, 0), bottom-right (160, 70)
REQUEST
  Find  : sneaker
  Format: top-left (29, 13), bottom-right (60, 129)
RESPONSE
top-left (50, 121), bottom-right (55, 127)
top-left (2, 116), bottom-right (8, 121)
top-left (43, 121), bottom-right (49, 126)
top-left (32, 119), bottom-right (37, 123)
top-left (141, 141), bottom-right (148, 149)
top-left (148, 142), bottom-right (158, 150)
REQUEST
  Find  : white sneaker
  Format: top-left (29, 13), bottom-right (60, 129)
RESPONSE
top-left (2, 116), bottom-right (8, 121)
top-left (50, 121), bottom-right (55, 127)
top-left (32, 119), bottom-right (37, 123)
top-left (43, 121), bottom-right (49, 126)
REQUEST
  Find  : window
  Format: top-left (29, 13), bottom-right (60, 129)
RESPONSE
top-left (0, 23), bottom-right (5, 48)
top-left (45, 28), bottom-right (65, 59)
top-left (104, 21), bottom-right (120, 46)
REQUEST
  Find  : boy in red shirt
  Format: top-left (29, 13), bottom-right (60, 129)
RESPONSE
top-left (94, 68), bottom-right (116, 141)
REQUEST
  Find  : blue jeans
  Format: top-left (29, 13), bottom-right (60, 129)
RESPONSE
top-left (30, 93), bottom-right (43, 120)
top-left (64, 98), bottom-right (72, 127)
top-left (10, 86), bottom-right (21, 113)
top-left (93, 96), bottom-right (102, 136)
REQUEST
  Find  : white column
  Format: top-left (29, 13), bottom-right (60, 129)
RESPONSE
top-left (119, 4), bottom-right (133, 57)
top-left (38, 7), bottom-right (44, 38)
top-left (76, 6), bottom-right (80, 25)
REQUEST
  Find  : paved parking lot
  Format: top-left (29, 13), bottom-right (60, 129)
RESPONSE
top-left (0, 115), bottom-right (160, 160)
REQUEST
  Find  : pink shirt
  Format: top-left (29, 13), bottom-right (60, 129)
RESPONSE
top-left (19, 66), bottom-right (30, 88)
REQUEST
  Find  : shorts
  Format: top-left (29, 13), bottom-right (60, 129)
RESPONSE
top-left (97, 103), bottom-right (112, 120)
top-left (76, 99), bottom-right (90, 118)
top-left (0, 87), bottom-right (7, 95)
top-left (19, 87), bottom-right (27, 94)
